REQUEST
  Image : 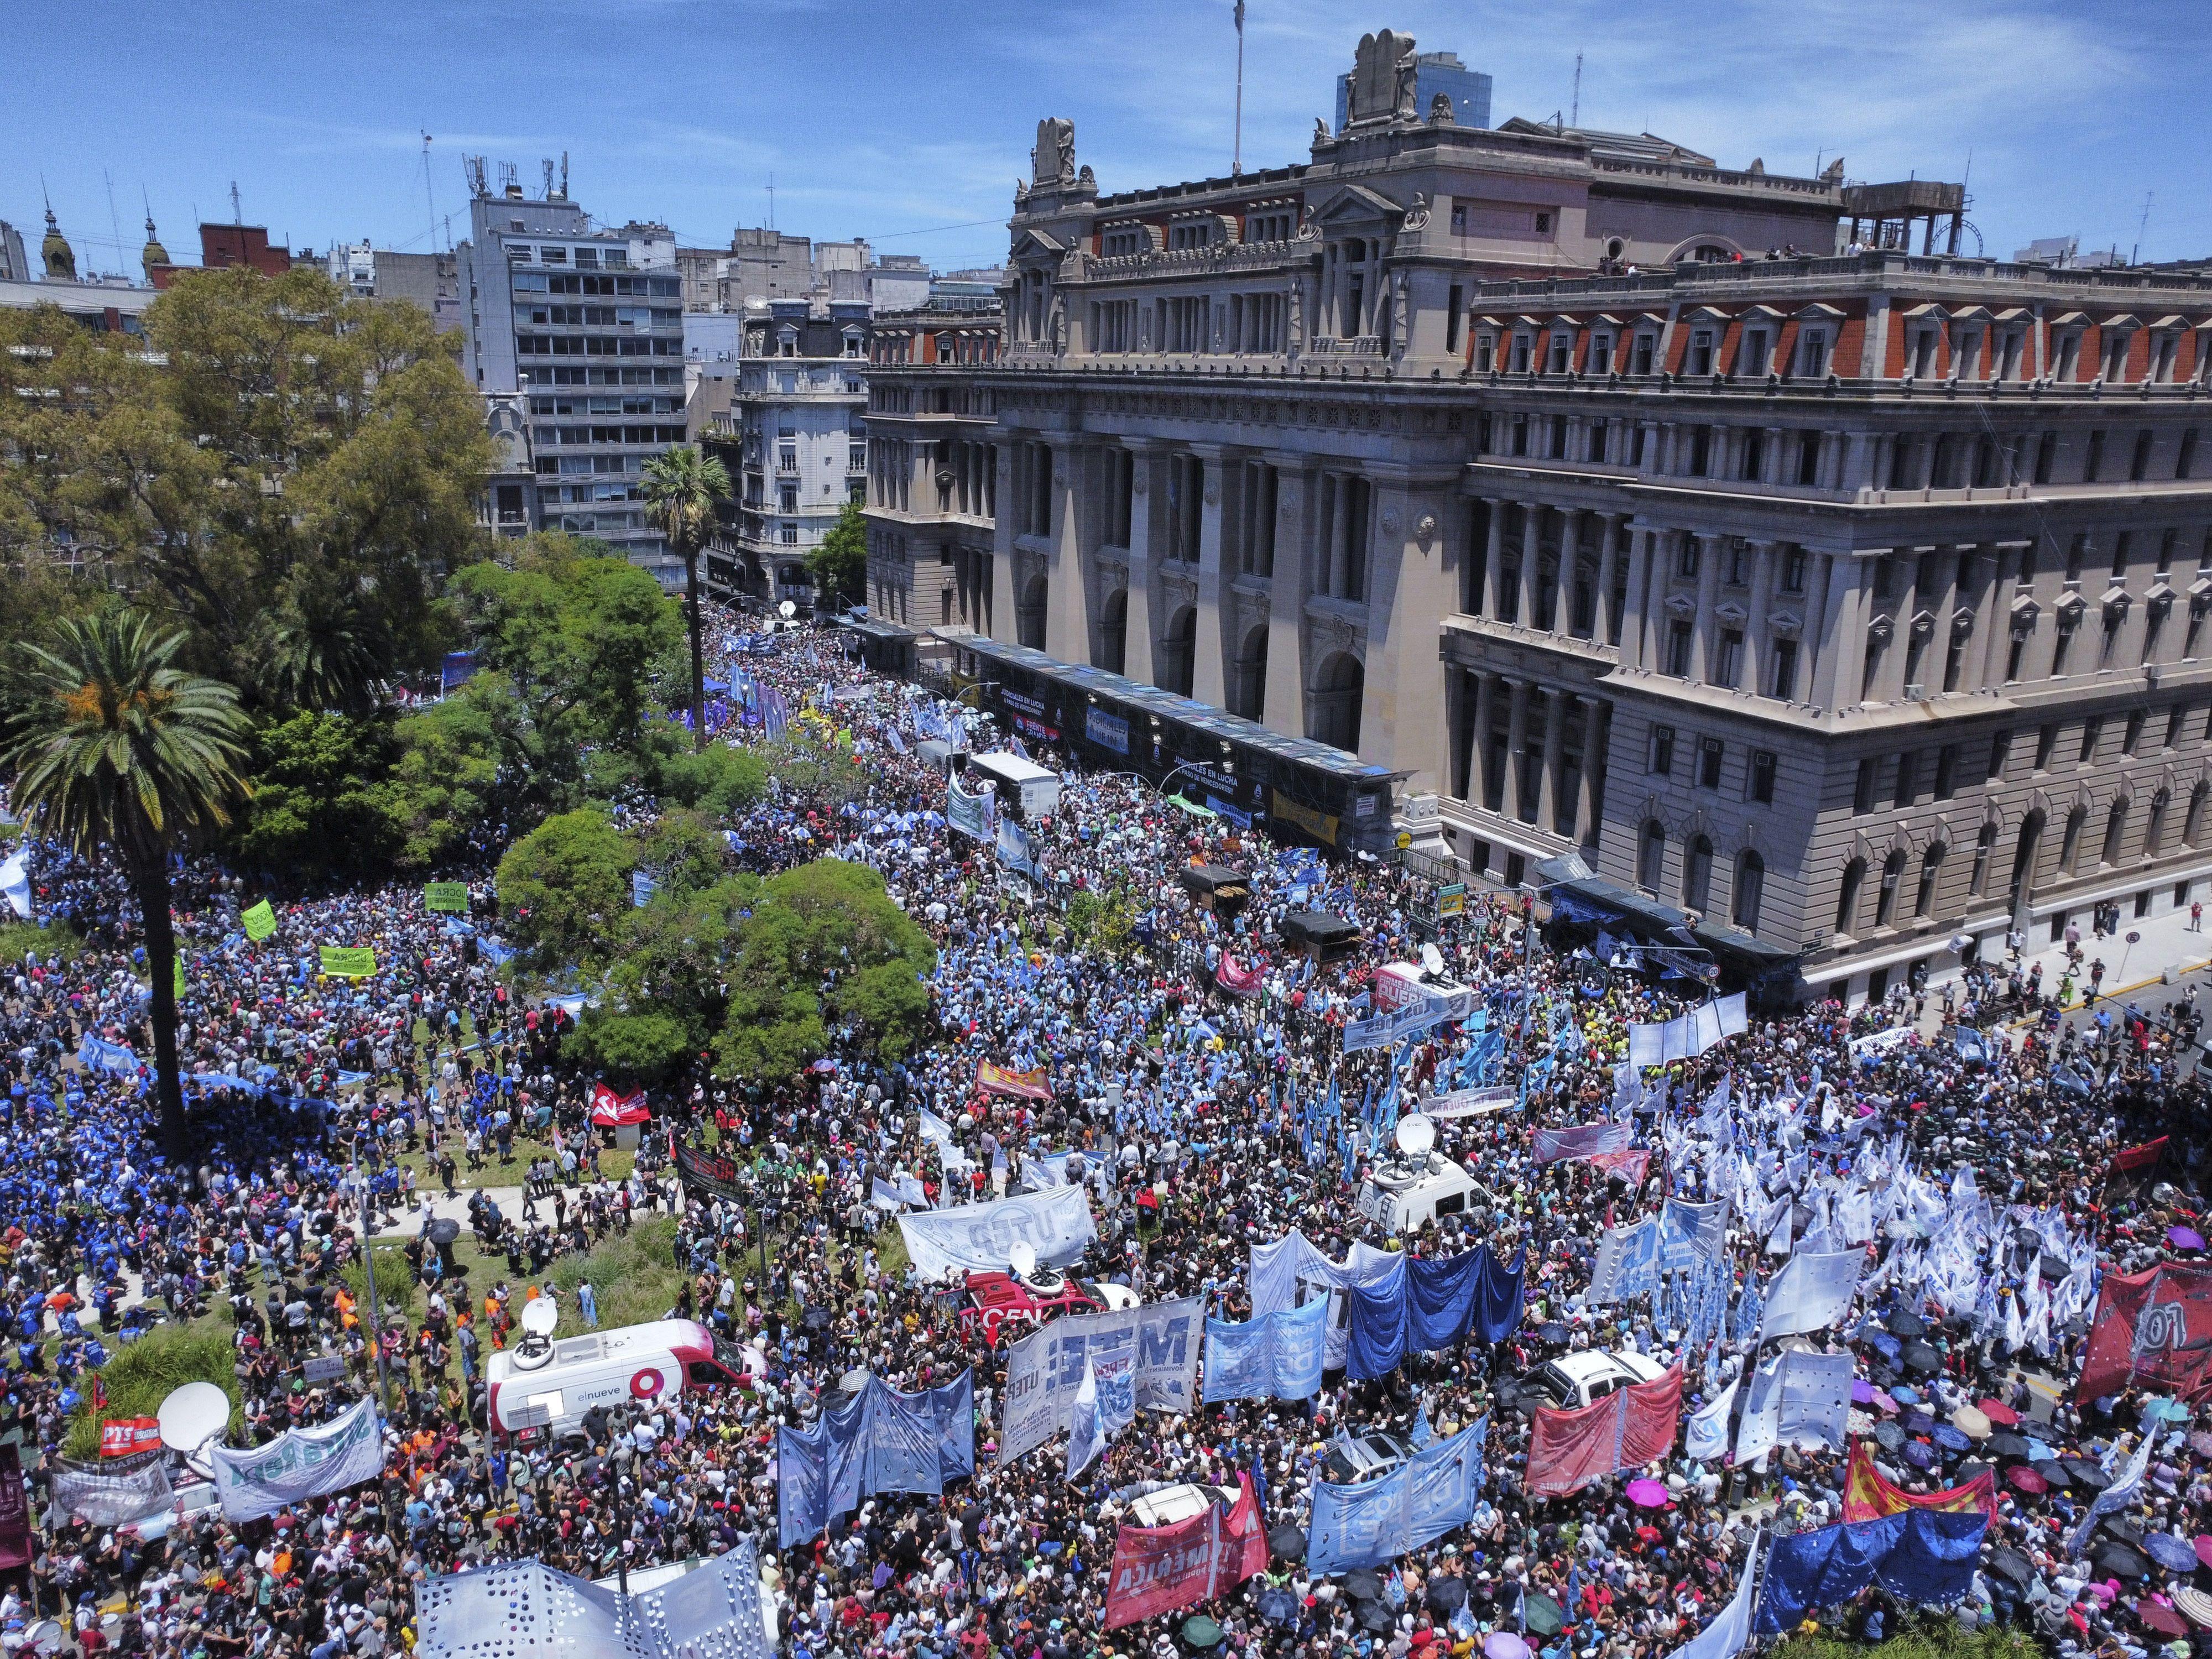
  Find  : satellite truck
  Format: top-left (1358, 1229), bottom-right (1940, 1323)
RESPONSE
top-left (1354, 1112), bottom-right (1483, 1233)
top-left (486, 1297), bottom-right (755, 1448)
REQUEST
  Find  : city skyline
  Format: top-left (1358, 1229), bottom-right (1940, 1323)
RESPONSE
top-left (7, 0), bottom-right (2209, 281)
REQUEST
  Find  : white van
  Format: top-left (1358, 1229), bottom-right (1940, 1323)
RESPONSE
top-left (1355, 1152), bottom-right (1483, 1233)
top-left (964, 752), bottom-right (1063, 820)
top-left (486, 1318), bottom-right (750, 1447)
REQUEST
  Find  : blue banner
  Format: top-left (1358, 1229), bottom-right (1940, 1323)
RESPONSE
top-left (776, 1373), bottom-right (973, 1547)
top-left (1344, 1246), bottom-right (1524, 1378)
top-left (1754, 1510), bottom-right (1986, 1634)
top-left (1202, 1297), bottom-right (1327, 1404)
top-left (77, 1036), bottom-right (138, 1077)
top-left (1307, 1422), bottom-right (1487, 1574)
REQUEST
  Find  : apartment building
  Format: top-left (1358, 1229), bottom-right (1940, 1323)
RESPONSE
top-left (883, 27), bottom-right (2212, 1001)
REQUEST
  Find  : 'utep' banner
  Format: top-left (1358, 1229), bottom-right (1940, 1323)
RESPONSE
top-left (208, 1397), bottom-right (385, 1522)
top-left (1752, 1509), bottom-right (1986, 1634)
top-left (977, 1061), bottom-right (1052, 1100)
top-left (1532, 1121), bottom-right (1634, 1165)
top-left (776, 1373), bottom-right (973, 1547)
top-left (1000, 1296), bottom-right (1202, 1463)
top-left (318, 945), bottom-right (377, 978)
top-left (1306, 1422), bottom-right (1488, 1574)
top-left (1841, 1441), bottom-right (1997, 1523)
top-left (1203, 1297), bottom-right (1328, 1404)
top-left (2078, 1260), bottom-right (2212, 1402)
top-left (241, 899), bottom-right (278, 941)
top-left (898, 1185), bottom-right (1098, 1284)
top-left (1525, 1367), bottom-right (1683, 1499)
top-left (1104, 1473), bottom-right (1268, 1630)
top-left (424, 881), bottom-right (470, 913)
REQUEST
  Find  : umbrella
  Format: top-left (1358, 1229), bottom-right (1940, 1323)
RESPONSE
top-left (1987, 1433), bottom-right (2033, 1460)
top-left (1537, 1322), bottom-right (1569, 1344)
top-left (1871, 1389), bottom-right (1900, 1415)
top-left (1355, 1602), bottom-right (1393, 1635)
top-left (1343, 1570), bottom-right (1383, 1602)
top-left (1975, 1398), bottom-right (2021, 1426)
top-left (1987, 1546), bottom-right (2036, 1588)
top-left (801, 1305), bottom-right (832, 1332)
top-left (1484, 1635), bottom-right (1531, 1659)
top-left (1891, 1385), bottom-right (1923, 1405)
top-left (1904, 1409), bottom-right (1937, 1436)
top-left (1427, 1579), bottom-right (1468, 1618)
top-left (837, 1368), bottom-right (870, 1393)
top-left (2190, 1431), bottom-right (2212, 1459)
top-left (2033, 1459), bottom-right (2072, 1489)
top-left (1886, 1309), bottom-right (1928, 1337)
top-left (2063, 1459), bottom-right (2111, 1493)
top-left (1626, 1478), bottom-right (1670, 1508)
top-left (2172, 1586), bottom-right (2212, 1629)
top-left (1256, 1587), bottom-right (1300, 1627)
top-left (1867, 1363), bottom-right (1900, 1389)
top-left (1952, 1406), bottom-right (1991, 1439)
top-left (1852, 1380), bottom-right (1877, 1405)
top-left (1874, 1421), bottom-right (1906, 1453)
top-left (1903, 1441), bottom-right (1935, 1470)
top-left (1933, 1425), bottom-right (1971, 1453)
top-left (1523, 1595), bottom-right (1564, 1637)
top-left (1183, 1614), bottom-right (1226, 1648)
top-left (2095, 1543), bottom-right (2150, 1580)
top-left (2006, 1465), bottom-right (2049, 1495)
top-left (2140, 1601), bottom-right (2192, 1640)
top-left (2145, 1397), bottom-right (2192, 1424)
top-left (1955, 1459), bottom-right (1994, 1485)
top-left (1268, 1524), bottom-right (1306, 1562)
top-left (2105, 1518), bottom-right (2145, 1548)
top-left (2145, 1533), bottom-right (2202, 1574)
top-left (1901, 1340), bottom-right (1942, 1375)
top-left (426, 1217), bottom-right (461, 1245)
top-left (2169, 1227), bottom-right (2206, 1251)
top-left (2199, 1536), bottom-right (2212, 1573)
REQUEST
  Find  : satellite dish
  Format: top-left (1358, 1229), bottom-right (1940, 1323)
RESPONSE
top-left (1420, 942), bottom-right (1446, 978)
top-left (521, 1297), bottom-right (559, 1338)
top-left (779, 600), bottom-right (797, 619)
top-left (157, 1381), bottom-right (231, 1455)
top-left (1395, 1114), bottom-right (1437, 1159)
top-left (1008, 1242), bottom-right (1039, 1280)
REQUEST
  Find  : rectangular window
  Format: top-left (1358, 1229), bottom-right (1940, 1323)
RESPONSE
top-left (1649, 725), bottom-right (1676, 775)
top-left (2079, 717), bottom-right (2101, 763)
top-left (1446, 286), bottom-right (1464, 356)
top-left (1769, 638), bottom-right (1799, 700)
top-left (1588, 421), bottom-right (1608, 463)
top-left (1698, 738), bottom-right (1724, 789)
top-left (1665, 620), bottom-right (1693, 677)
top-left (2033, 722), bottom-right (2058, 771)
top-left (1749, 750), bottom-right (1777, 805)
top-left (1675, 538), bottom-right (1700, 580)
top-left (1987, 731), bottom-right (2011, 781)
top-left (1854, 758), bottom-right (1878, 813)
top-left (1590, 335), bottom-right (1612, 375)
top-left (1686, 330), bottom-right (1715, 376)
top-left (1934, 744), bottom-right (1958, 799)
top-left (1632, 335), bottom-right (1655, 375)
top-left (1714, 629), bottom-right (1744, 688)
top-left (1797, 330), bottom-right (1828, 378)
top-left (1893, 751), bottom-right (1917, 808)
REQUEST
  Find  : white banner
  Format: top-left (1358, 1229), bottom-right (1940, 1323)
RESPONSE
top-left (51, 1454), bottom-right (173, 1527)
top-left (0, 848), bottom-right (30, 921)
top-left (1755, 1249), bottom-right (1865, 1344)
top-left (1734, 1349), bottom-right (1852, 1464)
top-left (1000, 1296), bottom-right (1202, 1463)
top-left (897, 1185), bottom-right (1097, 1282)
top-left (1666, 1537), bottom-right (1761, 1659)
top-left (1683, 1379), bottom-right (1736, 1463)
top-left (207, 1398), bottom-right (385, 1522)
top-left (1627, 993), bottom-right (1748, 1067)
top-left (1422, 1086), bottom-right (1516, 1119)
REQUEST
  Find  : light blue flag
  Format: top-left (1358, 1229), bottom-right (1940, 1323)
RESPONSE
top-left (1066, 1353), bottom-right (1106, 1481)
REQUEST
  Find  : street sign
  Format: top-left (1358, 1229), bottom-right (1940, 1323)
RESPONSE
top-left (1436, 883), bottom-right (1467, 919)
top-left (1396, 830), bottom-right (1412, 849)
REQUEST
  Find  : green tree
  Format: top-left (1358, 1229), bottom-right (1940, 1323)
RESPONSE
top-left (638, 446), bottom-right (731, 750)
top-left (808, 499), bottom-right (868, 611)
top-left (768, 731), bottom-right (871, 813)
top-left (714, 859), bottom-right (935, 1083)
top-left (569, 872), bottom-right (758, 1084)
top-left (494, 806), bottom-right (635, 975)
top-left (373, 691), bottom-right (502, 870)
top-left (0, 612), bottom-right (249, 1160)
top-left (656, 742), bottom-right (768, 818)
top-left (0, 270), bottom-right (493, 706)
top-left (228, 711), bottom-right (399, 880)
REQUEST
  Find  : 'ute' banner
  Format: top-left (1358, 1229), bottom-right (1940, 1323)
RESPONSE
top-left (1525, 1366), bottom-right (1683, 1498)
top-left (999, 1296), bottom-right (1201, 1462)
top-left (1103, 1474), bottom-right (1267, 1630)
top-left (978, 1062), bottom-right (1051, 1100)
top-left (318, 946), bottom-right (377, 979)
top-left (241, 900), bottom-right (278, 941)
top-left (424, 881), bottom-right (470, 913)
top-left (2078, 1260), bottom-right (2212, 1402)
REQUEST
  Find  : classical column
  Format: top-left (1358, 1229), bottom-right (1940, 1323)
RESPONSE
top-left (1594, 514), bottom-right (1623, 646)
top-left (1537, 689), bottom-right (1568, 834)
top-left (1807, 552), bottom-right (1867, 711)
top-left (989, 445), bottom-right (1019, 641)
top-left (1745, 539), bottom-right (1778, 697)
top-left (1045, 440), bottom-right (1099, 665)
top-left (1188, 443), bottom-right (1230, 707)
top-left (1762, 426), bottom-right (1786, 485)
top-left (1555, 510), bottom-right (1583, 635)
top-left (1470, 671), bottom-right (1498, 807)
top-left (1619, 525), bottom-right (1656, 671)
top-left (1505, 680), bottom-right (1533, 822)
top-left (1484, 500), bottom-right (1509, 619)
top-left (1975, 544), bottom-right (2017, 690)
top-left (1515, 505), bottom-right (1541, 629)
top-left (1448, 668), bottom-right (1472, 801)
top-left (1575, 696), bottom-right (1609, 850)
top-left (1690, 534), bottom-right (1723, 682)
top-left (1119, 441), bottom-right (1162, 685)
top-left (1260, 457), bottom-right (1313, 739)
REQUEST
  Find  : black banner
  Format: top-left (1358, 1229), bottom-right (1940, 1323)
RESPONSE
top-left (674, 1140), bottom-right (747, 1202)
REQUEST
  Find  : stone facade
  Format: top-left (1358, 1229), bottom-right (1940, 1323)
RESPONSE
top-left (870, 31), bottom-right (2212, 1003)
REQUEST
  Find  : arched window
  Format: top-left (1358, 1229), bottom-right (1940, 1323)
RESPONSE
top-left (2189, 783), bottom-right (2211, 848)
top-left (2146, 789), bottom-right (2171, 858)
top-left (1734, 851), bottom-right (1765, 933)
top-left (2059, 805), bottom-right (2089, 874)
top-left (1639, 821), bottom-right (1666, 891)
top-left (1914, 843), bottom-right (1946, 917)
top-left (1875, 849), bottom-right (1906, 927)
top-left (2101, 797), bottom-right (2130, 866)
top-left (1969, 822), bottom-right (1997, 896)
top-left (1835, 858), bottom-right (1866, 933)
top-left (2009, 810), bottom-right (2044, 905)
top-left (1683, 835), bottom-right (1714, 911)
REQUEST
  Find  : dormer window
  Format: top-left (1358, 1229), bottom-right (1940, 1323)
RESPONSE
top-left (1795, 329), bottom-right (1829, 378)
top-left (1589, 332), bottom-right (1613, 374)
top-left (2103, 328), bottom-right (2136, 383)
top-left (1907, 329), bottom-right (1938, 379)
top-left (1686, 328), bottom-right (1715, 376)
top-left (1474, 333), bottom-right (1495, 373)
top-left (1510, 334), bottom-right (1532, 373)
top-left (778, 328), bottom-right (799, 358)
top-left (1167, 220), bottom-right (1215, 251)
top-left (1739, 329), bottom-right (1771, 377)
top-left (842, 330), bottom-right (864, 359)
top-left (1245, 209), bottom-right (1295, 244)
top-left (1100, 224), bottom-right (1147, 257)
top-left (1547, 333), bottom-right (1573, 374)
top-left (2054, 331), bottom-right (2084, 381)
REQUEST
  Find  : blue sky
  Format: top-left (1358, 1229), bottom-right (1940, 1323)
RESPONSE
top-left (9, 0), bottom-right (2208, 279)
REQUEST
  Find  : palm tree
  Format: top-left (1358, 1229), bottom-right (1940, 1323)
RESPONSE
top-left (639, 445), bottom-right (732, 750)
top-left (1, 612), bottom-right (249, 1163)
top-left (255, 569), bottom-right (385, 716)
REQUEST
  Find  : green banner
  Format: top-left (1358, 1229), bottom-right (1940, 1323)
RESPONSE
top-left (424, 881), bottom-right (469, 913)
top-left (241, 900), bottom-right (277, 941)
top-left (319, 945), bottom-right (377, 979)
top-left (174, 956), bottom-right (186, 998)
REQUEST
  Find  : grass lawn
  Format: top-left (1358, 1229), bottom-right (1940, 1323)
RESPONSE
top-left (62, 1324), bottom-right (242, 1461)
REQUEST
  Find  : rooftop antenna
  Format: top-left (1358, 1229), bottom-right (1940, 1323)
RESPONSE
top-left (1232, 0), bottom-right (1246, 176)
top-left (541, 158), bottom-right (555, 201)
top-left (766, 171), bottom-right (776, 232)
top-left (421, 132), bottom-right (439, 252)
top-left (559, 151), bottom-right (569, 201)
top-left (103, 170), bottom-right (124, 278)
top-left (1570, 51), bottom-right (1583, 127)
top-left (229, 181), bottom-right (242, 226)
top-left (2132, 189), bottom-right (2153, 266)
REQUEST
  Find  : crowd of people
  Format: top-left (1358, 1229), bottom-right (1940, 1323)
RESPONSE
top-left (1, 602), bottom-right (2210, 1659)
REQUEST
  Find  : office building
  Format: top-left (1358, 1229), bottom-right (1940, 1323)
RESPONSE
top-left (1336, 47), bottom-right (1490, 134)
top-left (455, 165), bottom-right (687, 583)
top-left (327, 242), bottom-right (462, 331)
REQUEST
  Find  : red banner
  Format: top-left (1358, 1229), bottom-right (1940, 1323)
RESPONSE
top-left (589, 1083), bottom-right (650, 1126)
top-left (2078, 1261), bottom-right (2212, 1402)
top-left (1214, 955), bottom-right (1265, 998)
top-left (99, 1417), bottom-right (162, 1459)
top-left (1526, 1367), bottom-right (1683, 1499)
top-left (1841, 1441), bottom-right (1997, 1523)
top-left (1103, 1473), bottom-right (1268, 1630)
top-left (2115, 1136), bottom-right (2170, 1173)
top-left (1588, 1149), bottom-right (1652, 1186)
top-left (977, 1062), bottom-right (1052, 1101)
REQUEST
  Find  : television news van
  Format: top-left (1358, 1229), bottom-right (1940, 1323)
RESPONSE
top-left (486, 1317), bottom-right (754, 1448)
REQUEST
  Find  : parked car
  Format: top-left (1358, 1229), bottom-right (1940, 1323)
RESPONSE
top-left (1509, 1349), bottom-right (1671, 1416)
top-left (1323, 1428), bottom-right (1415, 1486)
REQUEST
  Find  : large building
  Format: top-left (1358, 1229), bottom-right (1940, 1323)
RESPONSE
top-left (870, 27), bottom-right (2212, 1004)
top-left (698, 298), bottom-right (873, 610)
top-left (676, 229), bottom-right (934, 315)
top-left (327, 242), bottom-right (462, 331)
top-left (455, 167), bottom-right (687, 583)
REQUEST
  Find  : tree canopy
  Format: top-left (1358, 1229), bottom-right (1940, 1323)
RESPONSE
top-left (808, 499), bottom-right (868, 611)
top-left (494, 806), bottom-right (636, 975)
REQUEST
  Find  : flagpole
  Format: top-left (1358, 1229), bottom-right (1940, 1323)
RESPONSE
top-left (1232, 0), bottom-right (1246, 176)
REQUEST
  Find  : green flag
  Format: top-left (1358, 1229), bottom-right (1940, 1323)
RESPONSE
top-left (319, 945), bottom-right (377, 979)
top-left (174, 955), bottom-right (186, 999)
top-left (242, 900), bottom-right (277, 942)
top-left (424, 881), bottom-right (469, 913)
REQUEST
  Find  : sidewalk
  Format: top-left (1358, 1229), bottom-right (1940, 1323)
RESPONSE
top-left (2004, 899), bottom-right (2211, 1014)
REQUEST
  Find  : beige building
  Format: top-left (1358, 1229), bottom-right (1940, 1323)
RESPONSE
top-left (864, 30), bottom-right (2212, 1003)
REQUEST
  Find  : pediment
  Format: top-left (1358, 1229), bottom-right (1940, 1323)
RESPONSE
top-left (1307, 183), bottom-right (1407, 229)
top-left (1010, 228), bottom-right (1067, 263)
